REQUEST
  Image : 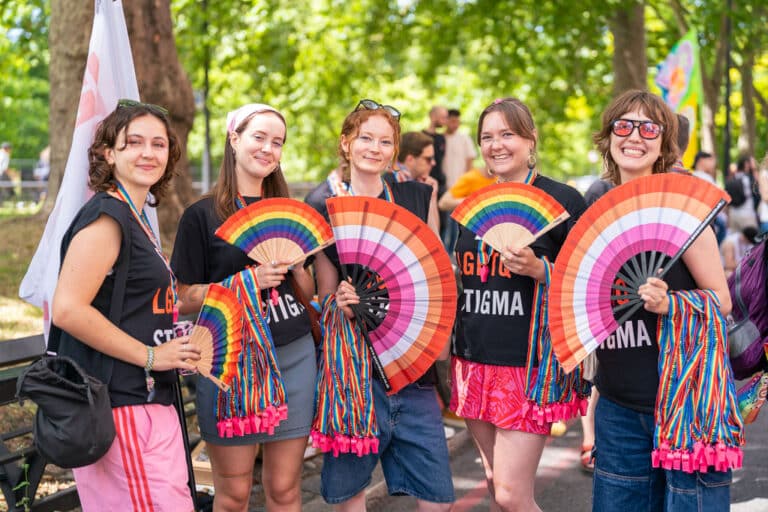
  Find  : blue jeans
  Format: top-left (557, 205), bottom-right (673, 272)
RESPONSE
top-left (593, 397), bottom-right (731, 512)
top-left (321, 380), bottom-right (455, 504)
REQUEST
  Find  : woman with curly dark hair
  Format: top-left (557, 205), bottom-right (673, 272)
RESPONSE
top-left (52, 101), bottom-right (200, 511)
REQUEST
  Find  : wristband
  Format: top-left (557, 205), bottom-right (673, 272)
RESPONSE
top-left (144, 345), bottom-right (155, 372)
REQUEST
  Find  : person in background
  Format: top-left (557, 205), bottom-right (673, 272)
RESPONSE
top-left (669, 114), bottom-right (690, 174)
top-left (437, 166), bottom-right (495, 212)
top-left (312, 100), bottom-right (453, 512)
top-left (172, 103), bottom-right (316, 512)
top-left (693, 151), bottom-right (728, 245)
top-left (52, 101), bottom-right (200, 511)
top-left (721, 225), bottom-right (759, 278)
top-left (591, 90), bottom-right (733, 512)
top-left (441, 109), bottom-right (478, 251)
top-left (757, 154), bottom-right (768, 234)
top-left (726, 155), bottom-right (759, 232)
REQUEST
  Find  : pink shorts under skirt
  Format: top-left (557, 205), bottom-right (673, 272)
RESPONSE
top-left (450, 356), bottom-right (551, 435)
top-left (73, 403), bottom-right (193, 512)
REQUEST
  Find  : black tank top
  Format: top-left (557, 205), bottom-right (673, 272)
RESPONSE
top-left (595, 258), bottom-right (697, 413)
top-left (57, 193), bottom-right (176, 407)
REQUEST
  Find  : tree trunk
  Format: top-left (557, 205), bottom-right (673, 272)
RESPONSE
top-left (44, 1), bottom-right (195, 247)
top-left (123, 1), bottom-right (196, 247)
top-left (737, 49), bottom-right (756, 157)
top-left (43, 1), bottom-right (93, 217)
top-left (609, 1), bottom-right (647, 95)
top-left (700, 13), bottom-right (729, 156)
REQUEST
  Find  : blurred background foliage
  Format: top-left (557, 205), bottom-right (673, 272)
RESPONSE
top-left (1, 0), bottom-right (766, 185)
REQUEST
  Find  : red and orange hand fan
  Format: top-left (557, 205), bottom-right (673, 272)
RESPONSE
top-left (549, 173), bottom-right (729, 372)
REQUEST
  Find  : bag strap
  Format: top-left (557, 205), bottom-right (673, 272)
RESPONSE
top-left (733, 254), bottom-right (750, 319)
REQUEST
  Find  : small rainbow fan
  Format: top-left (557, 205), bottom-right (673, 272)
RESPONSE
top-left (451, 182), bottom-right (570, 252)
top-left (189, 284), bottom-right (244, 392)
top-left (216, 198), bottom-right (334, 266)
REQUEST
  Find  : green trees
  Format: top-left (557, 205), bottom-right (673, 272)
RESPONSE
top-left (1, 0), bottom-right (766, 214)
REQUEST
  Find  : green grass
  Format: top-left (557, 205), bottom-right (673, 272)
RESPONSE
top-left (0, 211), bottom-right (45, 340)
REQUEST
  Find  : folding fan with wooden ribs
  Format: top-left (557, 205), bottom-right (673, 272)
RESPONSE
top-left (549, 173), bottom-right (730, 373)
top-left (189, 283), bottom-right (244, 392)
top-left (451, 182), bottom-right (570, 252)
top-left (326, 196), bottom-right (457, 394)
top-left (215, 198), bottom-right (334, 266)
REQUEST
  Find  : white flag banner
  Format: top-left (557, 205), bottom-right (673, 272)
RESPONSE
top-left (19, 0), bottom-right (159, 343)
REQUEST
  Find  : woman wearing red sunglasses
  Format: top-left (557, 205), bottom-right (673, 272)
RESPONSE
top-left (590, 90), bottom-right (733, 512)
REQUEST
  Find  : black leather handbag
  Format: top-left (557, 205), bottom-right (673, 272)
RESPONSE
top-left (16, 356), bottom-right (116, 468)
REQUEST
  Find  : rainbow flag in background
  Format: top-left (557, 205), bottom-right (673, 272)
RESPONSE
top-left (655, 29), bottom-right (703, 169)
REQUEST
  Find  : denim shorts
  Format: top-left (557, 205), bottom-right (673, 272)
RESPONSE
top-left (321, 379), bottom-right (455, 504)
top-left (592, 396), bottom-right (731, 512)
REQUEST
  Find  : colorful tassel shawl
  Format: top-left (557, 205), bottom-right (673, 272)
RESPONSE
top-left (653, 289), bottom-right (744, 473)
top-left (311, 294), bottom-right (379, 457)
top-left (215, 267), bottom-right (288, 437)
top-left (522, 257), bottom-right (591, 425)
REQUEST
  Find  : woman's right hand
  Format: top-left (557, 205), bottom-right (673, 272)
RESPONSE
top-left (151, 336), bottom-right (201, 372)
top-left (256, 260), bottom-right (291, 289)
top-left (335, 280), bottom-right (359, 319)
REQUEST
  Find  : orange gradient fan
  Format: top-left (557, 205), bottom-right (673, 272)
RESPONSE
top-left (326, 196), bottom-right (457, 394)
top-left (549, 173), bottom-right (729, 373)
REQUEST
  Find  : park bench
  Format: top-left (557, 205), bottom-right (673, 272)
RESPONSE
top-left (0, 334), bottom-right (201, 511)
top-left (0, 334), bottom-right (79, 512)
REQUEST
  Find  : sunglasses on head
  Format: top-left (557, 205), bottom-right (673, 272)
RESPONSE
top-left (611, 119), bottom-right (663, 140)
top-left (117, 98), bottom-right (169, 117)
top-left (355, 99), bottom-right (401, 120)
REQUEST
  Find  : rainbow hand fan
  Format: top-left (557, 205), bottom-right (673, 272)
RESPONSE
top-left (189, 284), bottom-right (244, 391)
top-left (549, 173), bottom-right (729, 373)
top-left (451, 182), bottom-right (570, 253)
top-left (216, 198), bottom-right (334, 266)
top-left (326, 196), bottom-right (457, 394)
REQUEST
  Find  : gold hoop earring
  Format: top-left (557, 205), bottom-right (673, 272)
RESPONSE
top-left (527, 149), bottom-right (537, 169)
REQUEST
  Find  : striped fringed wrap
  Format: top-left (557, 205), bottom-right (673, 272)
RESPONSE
top-left (311, 294), bottom-right (379, 457)
top-left (653, 289), bottom-right (744, 472)
top-left (215, 267), bottom-right (288, 438)
top-left (522, 257), bottom-right (591, 425)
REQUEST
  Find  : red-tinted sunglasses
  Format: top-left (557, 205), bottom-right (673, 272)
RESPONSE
top-left (611, 119), bottom-right (663, 140)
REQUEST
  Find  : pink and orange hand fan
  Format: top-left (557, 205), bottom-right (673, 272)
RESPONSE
top-left (189, 283), bottom-right (244, 391)
top-left (549, 173), bottom-right (729, 373)
top-left (326, 196), bottom-right (457, 394)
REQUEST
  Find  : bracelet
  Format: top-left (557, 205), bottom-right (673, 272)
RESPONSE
top-left (144, 345), bottom-right (155, 372)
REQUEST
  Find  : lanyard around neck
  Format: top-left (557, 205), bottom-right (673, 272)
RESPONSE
top-left (114, 182), bottom-right (178, 309)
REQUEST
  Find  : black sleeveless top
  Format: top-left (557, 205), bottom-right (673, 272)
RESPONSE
top-left (56, 193), bottom-right (176, 407)
top-left (595, 259), bottom-right (697, 414)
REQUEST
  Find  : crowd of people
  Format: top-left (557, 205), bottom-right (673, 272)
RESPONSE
top-left (47, 90), bottom-right (766, 512)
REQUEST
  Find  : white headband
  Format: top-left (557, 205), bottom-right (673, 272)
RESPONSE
top-left (226, 103), bottom-right (284, 134)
